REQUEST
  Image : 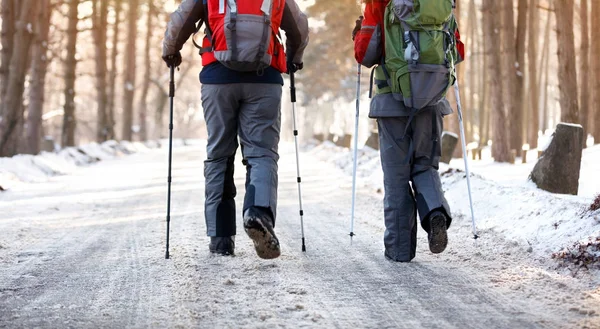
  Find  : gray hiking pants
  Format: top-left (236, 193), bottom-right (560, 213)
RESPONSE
top-left (372, 95), bottom-right (452, 262)
top-left (201, 83), bottom-right (282, 237)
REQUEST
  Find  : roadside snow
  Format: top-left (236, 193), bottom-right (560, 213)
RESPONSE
top-left (308, 141), bottom-right (600, 270)
top-left (0, 140), bottom-right (161, 191)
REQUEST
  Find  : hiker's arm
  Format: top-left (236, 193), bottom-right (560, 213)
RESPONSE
top-left (162, 0), bottom-right (204, 58)
top-left (354, 0), bottom-right (387, 67)
top-left (281, 0), bottom-right (309, 65)
top-left (455, 28), bottom-right (465, 64)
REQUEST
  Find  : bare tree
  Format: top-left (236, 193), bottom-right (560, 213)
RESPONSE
top-left (540, 1), bottom-right (553, 132)
top-left (121, 0), bottom-right (139, 141)
top-left (106, 0), bottom-right (122, 141)
top-left (502, 0), bottom-right (520, 151)
top-left (515, 0), bottom-right (528, 147)
top-left (466, 0), bottom-right (477, 143)
top-left (483, 0), bottom-right (510, 162)
top-left (554, 0), bottom-right (579, 124)
top-left (456, 0), bottom-right (467, 137)
top-left (61, 0), bottom-right (79, 147)
top-left (0, 1), bottom-right (40, 157)
top-left (24, 0), bottom-right (52, 155)
top-left (527, 0), bottom-right (540, 148)
top-left (579, 0), bottom-right (590, 140)
top-left (592, 0), bottom-right (600, 142)
top-left (93, 0), bottom-right (109, 142)
top-left (139, 0), bottom-right (153, 141)
top-left (0, 0), bottom-right (15, 109)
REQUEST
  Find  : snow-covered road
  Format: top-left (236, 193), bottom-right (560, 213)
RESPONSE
top-left (1, 143), bottom-right (598, 328)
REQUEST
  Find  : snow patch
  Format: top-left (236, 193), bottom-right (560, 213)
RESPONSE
top-left (0, 140), bottom-right (163, 190)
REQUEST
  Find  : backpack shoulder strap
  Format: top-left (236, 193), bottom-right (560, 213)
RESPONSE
top-left (193, 0), bottom-right (213, 54)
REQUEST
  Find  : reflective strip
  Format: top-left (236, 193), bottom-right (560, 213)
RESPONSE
top-left (227, 0), bottom-right (237, 14)
top-left (261, 0), bottom-right (272, 15)
top-left (219, 0), bottom-right (225, 14)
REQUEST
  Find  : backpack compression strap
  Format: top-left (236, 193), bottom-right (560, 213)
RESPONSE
top-left (227, 0), bottom-right (239, 61)
top-left (256, 0), bottom-right (273, 66)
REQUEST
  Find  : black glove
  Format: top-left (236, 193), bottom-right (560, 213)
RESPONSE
top-left (162, 51), bottom-right (182, 68)
top-left (352, 16), bottom-right (364, 41)
top-left (287, 62), bottom-right (303, 74)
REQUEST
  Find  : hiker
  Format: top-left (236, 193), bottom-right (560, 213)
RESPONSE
top-left (162, 0), bottom-right (309, 259)
top-left (352, 0), bottom-right (464, 262)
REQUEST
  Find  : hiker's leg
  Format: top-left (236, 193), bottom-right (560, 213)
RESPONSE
top-left (378, 117), bottom-right (418, 262)
top-left (410, 105), bottom-right (452, 232)
top-left (237, 83), bottom-right (282, 223)
top-left (201, 84), bottom-right (240, 237)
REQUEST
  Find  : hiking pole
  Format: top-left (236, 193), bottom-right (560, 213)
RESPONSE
top-left (453, 79), bottom-right (479, 239)
top-left (290, 71), bottom-right (306, 252)
top-left (165, 65), bottom-right (175, 259)
top-left (350, 64), bottom-right (361, 242)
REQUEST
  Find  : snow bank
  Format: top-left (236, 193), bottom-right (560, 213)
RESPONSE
top-left (0, 140), bottom-right (162, 190)
top-left (309, 142), bottom-right (600, 264)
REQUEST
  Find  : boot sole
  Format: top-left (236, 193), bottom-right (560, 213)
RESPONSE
top-left (429, 214), bottom-right (448, 254)
top-left (244, 219), bottom-right (280, 260)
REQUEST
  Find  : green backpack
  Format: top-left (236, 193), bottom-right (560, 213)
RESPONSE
top-left (379, 0), bottom-right (461, 110)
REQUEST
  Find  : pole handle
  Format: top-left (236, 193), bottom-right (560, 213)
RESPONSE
top-left (169, 66), bottom-right (175, 97)
top-left (290, 71), bottom-right (296, 103)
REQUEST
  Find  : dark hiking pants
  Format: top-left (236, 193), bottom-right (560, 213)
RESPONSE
top-left (377, 105), bottom-right (452, 262)
top-left (201, 83), bottom-right (282, 237)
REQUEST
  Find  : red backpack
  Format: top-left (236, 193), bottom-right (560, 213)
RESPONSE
top-left (200, 0), bottom-right (287, 73)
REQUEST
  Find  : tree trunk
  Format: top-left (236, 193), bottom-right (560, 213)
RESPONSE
top-left (554, 0), bottom-right (579, 124)
top-left (456, 0), bottom-right (469, 144)
top-left (61, 0), bottom-right (79, 147)
top-left (0, 0), bottom-right (15, 111)
top-left (527, 0), bottom-right (540, 148)
top-left (483, 0), bottom-right (510, 162)
top-left (479, 3), bottom-right (490, 146)
top-left (93, 0), bottom-right (109, 142)
top-left (502, 0), bottom-right (520, 152)
top-left (0, 0), bottom-right (39, 157)
top-left (24, 0), bottom-right (51, 155)
top-left (106, 0), bottom-right (122, 141)
top-left (515, 0), bottom-right (527, 147)
top-left (579, 0), bottom-right (590, 141)
top-left (540, 2), bottom-right (553, 132)
top-left (139, 0), bottom-right (153, 141)
top-left (466, 0), bottom-right (477, 143)
top-left (592, 0), bottom-right (600, 142)
top-left (121, 0), bottom-right (139, 141)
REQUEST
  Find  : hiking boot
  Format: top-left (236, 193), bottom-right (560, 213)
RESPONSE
top-left (243, 207), bottom-right (280, 259)
top-left (427, 211), bottom-right (448, 254)
top-left (209, 236), bottom-right (235, 256)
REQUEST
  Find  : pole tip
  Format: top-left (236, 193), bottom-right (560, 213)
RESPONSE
top-left (302, 245), bottom-right (306, 252)
top-left (473, 234), bottom-right (479, 240)
top-left (165, 251), bottom-right (170, 259)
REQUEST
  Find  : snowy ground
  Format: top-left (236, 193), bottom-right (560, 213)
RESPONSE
top-left (1, 141), bottom-right (599, 328)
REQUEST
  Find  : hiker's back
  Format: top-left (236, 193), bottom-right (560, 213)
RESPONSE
top-left (382, 0), bottom-right (461, 109)
top-left (355, 0), bottom-right (463, 110)
top-left (201, 0), bottom-right (287, 74)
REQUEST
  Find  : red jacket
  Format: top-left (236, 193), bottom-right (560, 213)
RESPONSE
top-left (354, 0), bottom-right (388, 67)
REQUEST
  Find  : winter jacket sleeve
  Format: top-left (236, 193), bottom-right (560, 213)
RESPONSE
top-left (280, 0), bottom-right (309, 64)
top-left (455, 28), bottom-right (465, 64)
top-left (354, 0), bottom-right (388, 67)
top-left (162, 0), bottom-right (205, 58)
